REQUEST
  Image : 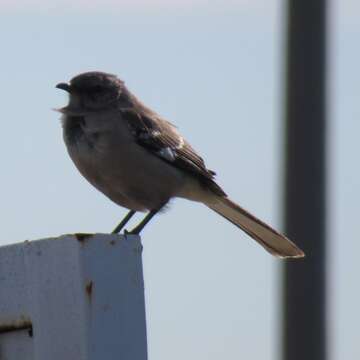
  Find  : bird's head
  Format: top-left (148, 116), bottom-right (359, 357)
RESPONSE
top-left (56, 71), bottom-right (124, 114)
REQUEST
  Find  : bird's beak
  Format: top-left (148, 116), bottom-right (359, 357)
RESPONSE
top-left (56, 82), bottom-right (71, 92)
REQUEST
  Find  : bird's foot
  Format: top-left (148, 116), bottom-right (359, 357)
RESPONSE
top-left (124, 227), bottom-right (140, 235)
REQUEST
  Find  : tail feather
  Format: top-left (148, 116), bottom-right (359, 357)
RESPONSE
top-left (207, 196), bottom-right (304, 258)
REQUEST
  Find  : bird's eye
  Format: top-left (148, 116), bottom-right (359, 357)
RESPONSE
top-left (92, 85), bottom-right (103, 93)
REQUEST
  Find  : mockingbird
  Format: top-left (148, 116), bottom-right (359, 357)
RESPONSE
top-left (56, 71), bottom-right (304, 258)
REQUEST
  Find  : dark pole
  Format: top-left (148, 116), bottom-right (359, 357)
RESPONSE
top-left (282, 1), bottom-right (327, 360)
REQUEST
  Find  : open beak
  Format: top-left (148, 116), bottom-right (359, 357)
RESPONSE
top-left (56, 82), bottom-right (71, 92)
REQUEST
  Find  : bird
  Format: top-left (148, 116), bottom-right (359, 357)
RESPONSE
top-left (55, 71), bottom-right (304, 258)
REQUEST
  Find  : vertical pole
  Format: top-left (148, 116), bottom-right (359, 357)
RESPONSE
top-left (283, 1), bottom-right (327, 360)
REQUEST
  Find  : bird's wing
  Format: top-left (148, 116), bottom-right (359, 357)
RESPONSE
top-left (120, 107), bottom-right (226, 196)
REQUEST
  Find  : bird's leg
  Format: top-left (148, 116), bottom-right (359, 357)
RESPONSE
top-left (112, 210), bottom-right (136, 234)
top-left (128, 209), bottom-right (159, 235)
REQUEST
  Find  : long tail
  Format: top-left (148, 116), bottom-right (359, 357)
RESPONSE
top-left (206, 196), bottom-right (304, 258)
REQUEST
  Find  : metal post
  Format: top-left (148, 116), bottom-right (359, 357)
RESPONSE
top-left (0, 234), bottom-right (147, 360)
top-left (282, 1), bottom-right (327, 360)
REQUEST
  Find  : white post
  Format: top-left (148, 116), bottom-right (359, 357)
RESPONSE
top-left (0, 234), bottom-right (147, 360)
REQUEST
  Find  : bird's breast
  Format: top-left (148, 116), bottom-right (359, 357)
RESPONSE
top-left (61, 112), bottom-right (186, 211)
top-left (62, 115), bottom-right (102, 151)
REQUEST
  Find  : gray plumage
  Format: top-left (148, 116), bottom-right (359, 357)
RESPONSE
top-left (56, 71), bottom-right (304, 258)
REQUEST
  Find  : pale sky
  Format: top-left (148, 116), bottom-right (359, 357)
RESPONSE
top-left (0, 1), bottom-right (358, 359)
top-left (0, 0), bottom-right (270, 11)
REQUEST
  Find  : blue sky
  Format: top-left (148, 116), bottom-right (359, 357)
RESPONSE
top-left (0, 1), bottom-right (358, 359)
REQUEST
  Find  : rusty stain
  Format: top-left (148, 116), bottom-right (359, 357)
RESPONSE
top-left (85, 280), bottom-right (93, 299)
top-left (74, 233), bottom-right (93, 242)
